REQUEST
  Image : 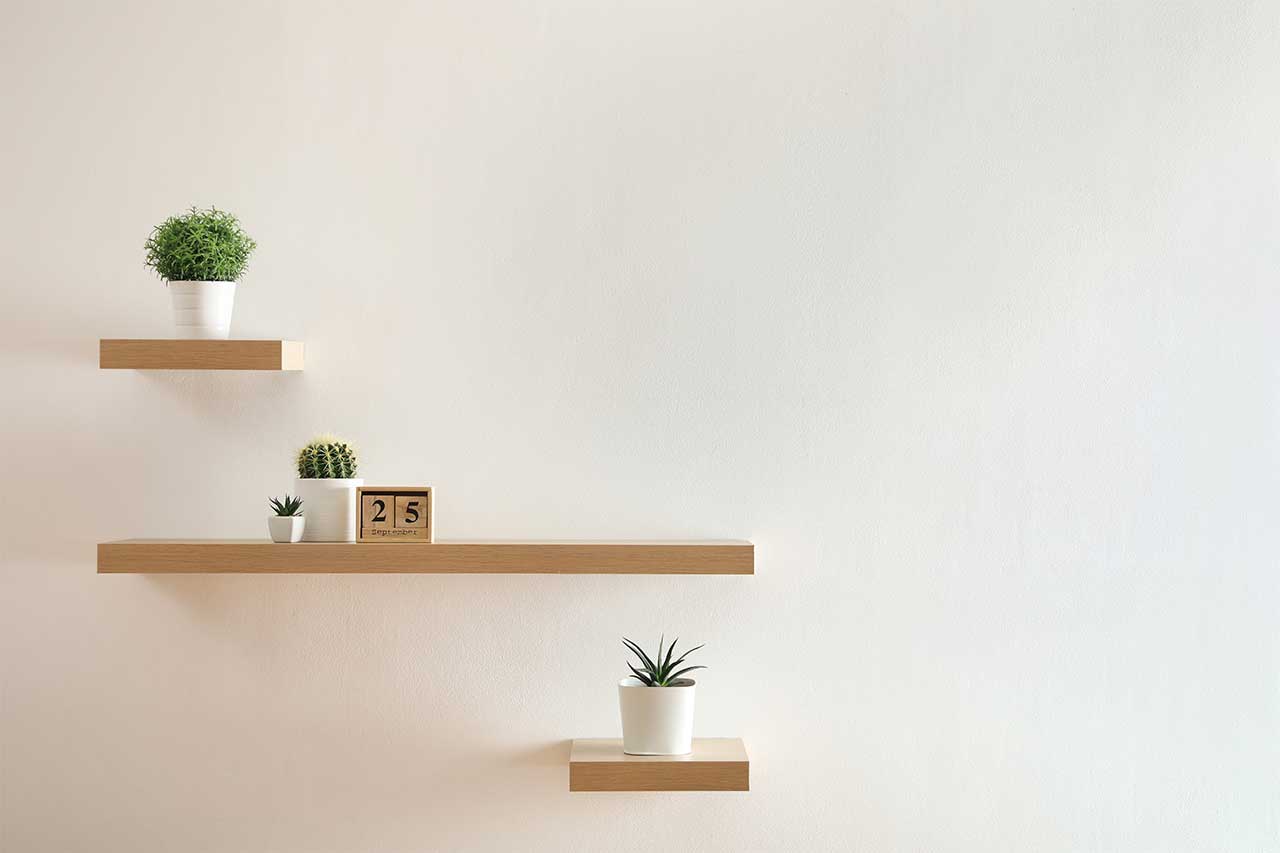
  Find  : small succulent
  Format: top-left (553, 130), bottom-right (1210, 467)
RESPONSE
top-left (296, 435), bottom-right (358, 479)
top-left (623, 636), bottom-right (705, 687)
top-left (268, 495), bottom-right (304, 517)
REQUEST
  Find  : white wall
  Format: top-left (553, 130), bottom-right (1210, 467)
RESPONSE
top-left (2, 1), bottom-right (1278, 850)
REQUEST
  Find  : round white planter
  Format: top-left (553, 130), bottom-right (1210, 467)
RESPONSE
top-left (618, 677), bottom-right (696, 755)
top-left (268, 515), bottom-right (305, 543)
top-left (293, 478), bottom-right (362, 542)
top-left (168, 280), bottom-right (236, 339)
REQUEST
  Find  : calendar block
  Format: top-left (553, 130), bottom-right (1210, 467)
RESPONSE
top-left (361, 494), bottom-right (394, 530)
top-left (395, 495), bottom-right (428, 528)
top-left (357, 487), bottom-right (433, 543)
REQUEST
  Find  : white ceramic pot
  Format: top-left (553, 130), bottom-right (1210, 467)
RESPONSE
top-left (268, 515), bottom-right (305, 543)
top-left (293, 478), bottom-right (362, 542)
top-left (168, 280), bottom-right (237, 339)
top-left (618, 677), bottom-right (696, 755)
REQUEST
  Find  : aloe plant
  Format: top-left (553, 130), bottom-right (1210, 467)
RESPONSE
top-left (268, 495), bottom-right (304, 517)
top-left (296, 436), bottom-right (358, 479)
top-left (623, 636), bottom-right (705, 686)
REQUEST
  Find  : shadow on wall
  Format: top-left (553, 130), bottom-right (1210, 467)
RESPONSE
top-left (134, 368), bottom-right (311, 425)
top-left (94, 572), bottom-right (580, 831)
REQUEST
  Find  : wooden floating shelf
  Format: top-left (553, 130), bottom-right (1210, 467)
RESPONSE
top-left (97, 540), bottom-right (754, 575)
top-left (99, 339), bottom-right (304, 370)
top-left (569, 738), bottom-right (749, 792)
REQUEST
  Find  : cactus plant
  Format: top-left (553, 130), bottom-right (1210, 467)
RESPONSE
top-left (296, 435), bottom-right (359, 479)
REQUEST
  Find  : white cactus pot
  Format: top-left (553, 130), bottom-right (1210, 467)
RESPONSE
top-left (618, 677), bottom-right (696, 755)
top-left (293, 478), bottom-right (362, 542)
top-left (268, 515), bottom-right (305, 543)
top-left (168, 280), bottom-right (236, 339)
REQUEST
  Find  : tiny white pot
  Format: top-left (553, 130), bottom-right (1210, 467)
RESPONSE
top-left (268, 515), bottom-right (305, 543)
top-left (293, 478), bottom-right (362, 542)
top-left (618, 677), bottom-right (696, 755)
top-left (168, 280), bottom-right (237, 339)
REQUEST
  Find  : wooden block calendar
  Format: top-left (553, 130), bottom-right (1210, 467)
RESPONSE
top-left (356, 487), bottom-right (433, 543)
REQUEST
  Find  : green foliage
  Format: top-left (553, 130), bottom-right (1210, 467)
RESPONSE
top-left (144, 206), bottom-right (257, 282)
top-left (296, 435), bottom-right (359, 479)
top-left (623, 636), bottom-right (705, 687)
top-left (269, 495), bottom-right (304, 516)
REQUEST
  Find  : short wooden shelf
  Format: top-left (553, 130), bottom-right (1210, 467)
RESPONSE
top-left (97, 540), bottom-right (754, 574)
top-left (569, 738), bottom-right (749, 791)
top-left (99, 339), bottom-right (304, 370)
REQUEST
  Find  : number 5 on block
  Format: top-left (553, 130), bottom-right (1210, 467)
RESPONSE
top-left (396, 496), bottom-right (427, 528)
top-left (357, 487), bottom-right (433, 543)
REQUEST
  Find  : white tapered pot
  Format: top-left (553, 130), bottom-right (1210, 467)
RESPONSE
top-left (294, 478), bottom-right (362, 542)
top-left (618, 677), bottom-right (696, 755)
top-left (268, 515), bottom-right (305, 543)
top-left (168, 280), bottom-right (236, 339)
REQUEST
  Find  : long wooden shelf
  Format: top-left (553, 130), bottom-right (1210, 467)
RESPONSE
top-left (99, 339), bottom-right (304, 370)
top-left (569, 738), bottom-right (749, 791)
top-left (97, 540), bottom-right (754, 574)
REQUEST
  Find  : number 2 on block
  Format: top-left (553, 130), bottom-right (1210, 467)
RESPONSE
top-left (362, 494), bottom-right (393, 528)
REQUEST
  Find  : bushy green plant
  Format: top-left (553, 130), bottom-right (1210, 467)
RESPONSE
top-left (623, 636), bottom-right (705, 686)
top-left (268, 495), bottom-right (304, 516)
top-left (144, 206), bottom-right (257, 282)
top-left (296, 435), bottom-right (359, 479)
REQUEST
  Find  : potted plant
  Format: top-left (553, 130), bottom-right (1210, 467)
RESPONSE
top-left (267, 495), bottom-right (305, 543)
top-left (144, 206), bottom-right (257, 339)
top-left (294, 436), bottom-right (362, 542)
top-left (618, 637), bottom-right (705, 755)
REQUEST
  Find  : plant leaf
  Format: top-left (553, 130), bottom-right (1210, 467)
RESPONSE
top-left (622, 637), bottom-right (658, 676)
top-left (664, 643), bottom-right (704, 673)
top-left (626, 663), bottom-right (654, 686)
top-left (659, 636), bottom-right (679, 681)
top-left (666, 665), bottom-right (706, 682)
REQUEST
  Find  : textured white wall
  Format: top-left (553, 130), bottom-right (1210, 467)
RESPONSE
top-left (2, 1), bottom-right (1278, 850)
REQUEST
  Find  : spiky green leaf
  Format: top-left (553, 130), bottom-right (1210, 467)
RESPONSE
top-left (621, 637), bottom-right (706, 687)
top-left (626, 663), bottom-right (655, 686)
top-left (659, 636), bottom-right (679, 681)
top-left (666, 665), bottom-right (706, 683)
top-left (622, 638), bottom-right (658, 675)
